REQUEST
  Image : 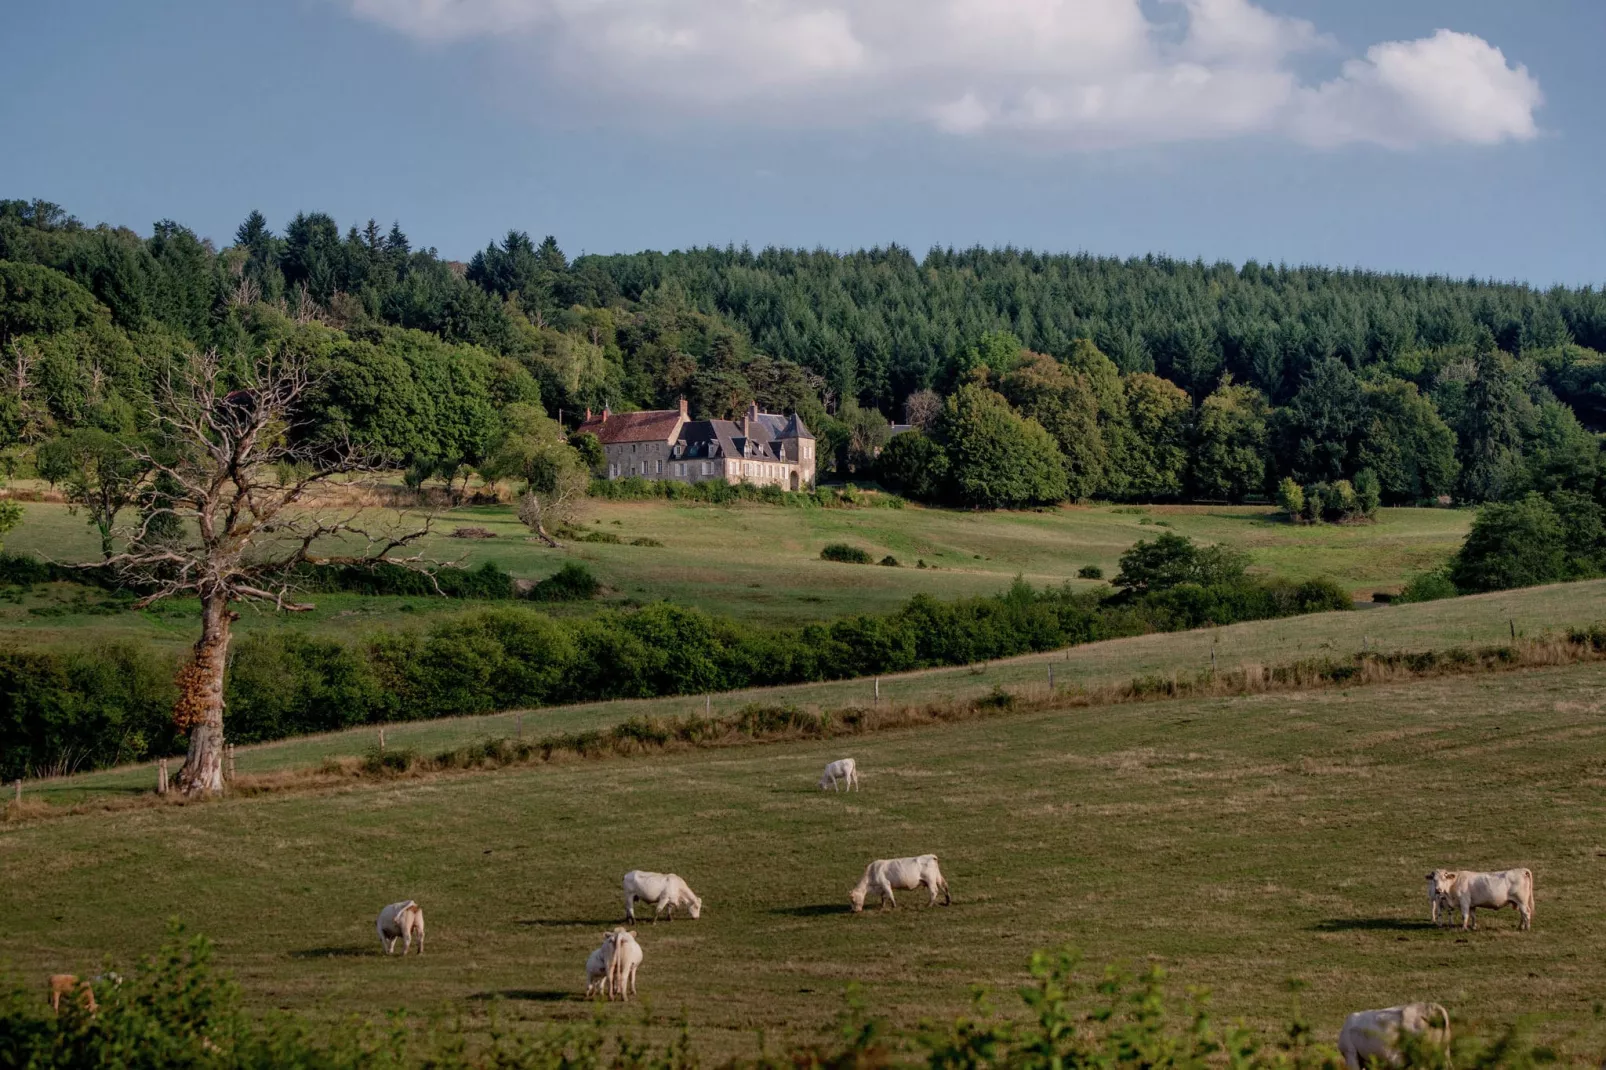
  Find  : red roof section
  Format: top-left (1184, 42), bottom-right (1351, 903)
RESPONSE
top-left (574, 408), bottom-right (683, 445)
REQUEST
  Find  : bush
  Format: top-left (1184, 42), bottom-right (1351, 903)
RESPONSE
top-left (879, 555), bottom-right (901, 567)
top-left (292, 559), bottom-right (516, 600)
top-left (528, 562), bottom-right (600, 602)
top-left (1114, 533), bottom-right (1247, 594)
top-left (821, 543), bottom-right (873, 564)
top-left (1396, 569), bottom-right (1460, 604)
top-left (1276, 477), bottom-right (1304, 520)
top-left (1077, 564), bottom-right (1103, 579)
top-left (1449, 494), bottom-right (1569, 592)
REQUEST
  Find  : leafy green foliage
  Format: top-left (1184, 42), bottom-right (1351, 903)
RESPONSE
top-left (528, 562), bottom-right (600, 602)
top-left (1113, 532), bottom-right (1249, 594)
top-left (1449, 491), bottom-right (1606, 592)
top-left (821, 543), bottom-right (874, 564)
top-left (938, 384), bottom-right (1069, 508)
top-left (1190, 379), bottom-right (1269, 501)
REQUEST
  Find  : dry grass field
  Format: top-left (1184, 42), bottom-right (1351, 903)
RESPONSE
top-left (4, 654), bottom-right (1606, 1062)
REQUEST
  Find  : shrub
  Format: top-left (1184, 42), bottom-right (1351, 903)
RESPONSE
top-left (1077, 564), bottom-right (1103, 579)
top-left (821, 543), bottom-right (873, 564)
top-left (528, 563), bottom-right (600, 602)
top-left (1278, 475), bottom-right (1304, 517)
top-left (879, 555), bottom-right (900, 567)
top-left (1449, 494), bottom-right (1569, 592)
top-left (1396, 569), bottom-right (1460, 604)
top-left (1114, 532), bottom-right (1247, 594)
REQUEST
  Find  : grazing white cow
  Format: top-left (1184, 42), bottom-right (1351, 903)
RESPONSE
top-left (606, 928), bottom-right (643, 1002)
top-left (1426, 868), bottom-right (1533, 931)
top-left (376, 900), bottom-right (426, 954)
top-left (819, 758), bottom-right (859, 792)
top-left (1338, 1003), bottom-right (1450, 1069)
top-left (584, 931), bottom-right (618, 999)
top-left (849, 855), bottom-right (950, 913)
top-left (623, 870), bottom-right (702, 923)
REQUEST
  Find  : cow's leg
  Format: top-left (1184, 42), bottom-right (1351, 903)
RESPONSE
top-left (415, 927), bottom-right (424, 954)
top-left (880, 883), bottom-right (896, 911)
top-left (625, 895), bottom-right (636, 924)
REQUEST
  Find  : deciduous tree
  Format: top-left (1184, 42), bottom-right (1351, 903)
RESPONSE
top-left (101, 349), bottom-right (430, 797)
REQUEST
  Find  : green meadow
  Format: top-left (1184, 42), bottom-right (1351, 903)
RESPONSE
top-left (0, 496), bottom-right (1471, 652)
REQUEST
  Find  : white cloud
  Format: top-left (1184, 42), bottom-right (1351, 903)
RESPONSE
top-left (1293, 30), bottom-right (1544, 148)
top-left (344, 0), bottom-right (1543, 149)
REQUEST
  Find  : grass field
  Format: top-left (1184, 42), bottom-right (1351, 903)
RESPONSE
top-left (4, 656), bottom-right (1605, 1061)
top-left (0, 496), bottom-right (1472, 651)
top-left (30, 577), bottom-right (1606, 806)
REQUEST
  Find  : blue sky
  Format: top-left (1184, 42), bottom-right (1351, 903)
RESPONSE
top-left (2, 0), bottom-right (1601, 285)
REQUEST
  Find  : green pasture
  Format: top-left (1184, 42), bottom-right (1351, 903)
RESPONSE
top-left (28, 578), bottom-right (1606, 806)
top-left (0, 497), bottom-right (1471, 651)
top-left (4, 659), bottom-right (1604, 1061)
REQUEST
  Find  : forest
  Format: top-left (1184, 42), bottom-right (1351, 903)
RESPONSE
top-left (4, 196), bottom-right (1606, 517)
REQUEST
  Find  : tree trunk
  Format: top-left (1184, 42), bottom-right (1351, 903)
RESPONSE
top-left (175, 592), bottom-right (235, 797)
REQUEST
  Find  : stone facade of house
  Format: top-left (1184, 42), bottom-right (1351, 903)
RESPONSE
top-left (575, 399), bottom-right (817, 490)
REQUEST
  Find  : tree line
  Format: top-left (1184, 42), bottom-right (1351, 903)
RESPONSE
top-left (0, 537), bottom-right (1348, 780)
top-left (4, 197), bottom-right (1606, 517)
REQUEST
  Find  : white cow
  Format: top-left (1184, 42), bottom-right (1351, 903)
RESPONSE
top-left (849, 855), bottom-right (950, 913)
top-left (1338, 1003), bottom-right (1450, 1069)
top-left (376, 900), bottom-right (425, 955)
top-left (1426, 868), bottom-right (1533, 931)
top-left (584, 931), bottom-right (619, 999)
top-left (819, 758), bottom-right (859, 792)
top-left (623, 870), bottom-right (702, 923)
top-left (607, 928), bottom-right (643, 1002)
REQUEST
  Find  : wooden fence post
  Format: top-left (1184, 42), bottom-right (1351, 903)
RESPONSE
top-left (515, 713), bottom-right (523, 739)
top-left (1048, 665), bottom-right (1054, 692)
top-left (874, 677), bottom-right (880, 704)
top-left (378, 728), bottom-right (386, 753)
top-left (705, 694), bottom-right (712, 716)
top-left (157, 759), bottom-right (168, 795)
top-left (224, 744), bottom-right (236, 782)
top-left (13, 779), bottom-right (19, 805)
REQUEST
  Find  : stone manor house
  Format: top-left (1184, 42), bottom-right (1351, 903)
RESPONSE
top-left (575, 399), bottom-right (817, 490)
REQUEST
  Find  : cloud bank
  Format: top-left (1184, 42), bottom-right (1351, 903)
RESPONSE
top-left (344, 0), bottom-right (1543, 149)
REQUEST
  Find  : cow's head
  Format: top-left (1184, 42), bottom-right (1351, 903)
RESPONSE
top-left (848, 886), bottom-right (866, 913)
top-left (686, 893), bottom-right (702, 920)
top-left (1426, 870), bottom-right (1456, 899)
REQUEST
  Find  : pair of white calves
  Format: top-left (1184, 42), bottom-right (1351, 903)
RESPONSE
top-left (584, 928), bottom-right (643, 1001)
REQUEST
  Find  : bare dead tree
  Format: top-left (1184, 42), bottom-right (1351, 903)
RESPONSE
top-left (101, 349), bottom-right (431, 797)
top-left (903, 388), bottom-right (942, 432)
top-left (3, 343), bottom-right (50, 444)
top-left (228, 275), bottom-right (262, 310)
top-left (292, 287), bottom-right (323, 326)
